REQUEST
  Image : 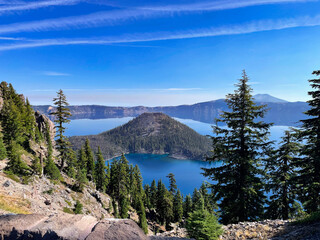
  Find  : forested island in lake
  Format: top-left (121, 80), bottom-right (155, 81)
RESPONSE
top-left (69, 112), bottom-right (211, 160)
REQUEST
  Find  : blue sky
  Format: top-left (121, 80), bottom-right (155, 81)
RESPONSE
top-left (0, 0), bottom-right (319, 106)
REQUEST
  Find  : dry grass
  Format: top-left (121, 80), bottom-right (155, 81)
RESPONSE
top-left (0, 194), bottom-right (31, 214)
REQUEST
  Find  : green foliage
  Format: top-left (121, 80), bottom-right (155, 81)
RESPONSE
top-left (63, 207), bottom-right (74, 214)
top-left (73, 200), bottom-right (83, 214)
top-left (0, 134), bottom-right (7, 160)
top-left (65, 200), bottom-right (72, 207)
top-left (297, 70), bottom-right (320, 213)
top-left (203, 71), bottom-right (272, 224)
top-left (0, 82), bottom-right (38, 150)
top-left (43, 188), bottom-right (54, 195)
top-left (65, 148), bottom-right (77, 179)
top-left (84, 139), bottom-right (95, 181)
top-left (129, 165), bottom-right (145, 210)
top-left (156, 180), bottom-right (173, 227)
top-left (293, 211), bottom-right (320, 225)
top-left (50, 89), bottom-right (72, 170)
top-left (167, 173), bottom-right (177, 195)
top-left (186, 209), bottom-right (223, 240)
top-left (74, 168), bottom-right (87, 192)
top-left (265, 131), bottom-right (301, 220)
top-left (31, 157), bottom-right (42, 175)
top-left (78, 147), bottom-right (87, 172)
top-left (200, 182), bottom-right (217, 214)
top-left (44, 157), bottom-right (61, 180)
top-left (138, 199), bottom-right (148, 234)
top-left (5, 142), bottom-right (31, 176)
top-left (173, 189), bottom-right (183, 223)
top-left (150, 180), bottom-right (157, 209)
top-left (95, 147), bottom-right (106, 191)
top-left (109, 154), bottom-right (130, 218)
top-left (184, 194), bottom-right (193, 218)
top-left (143, 184), bottom-right (151, 209)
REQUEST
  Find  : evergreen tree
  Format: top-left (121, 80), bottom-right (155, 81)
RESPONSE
top-left (129, 165), bottom-right (145, 209)
top-left (0, 134), bottom-right (6, 160)
top-left (75, 168), bottom-right (87, 192)
top-left (184, 194), bottom-right (193, 218)
top-left (23, 98), bottom-right (36, 141)
top-left (186, 209), bottom-right (222, 240)
top-left (78, 147), bottom-right (88, 172)
top-left (5, 142), bottom-right (30, 176)
top-left (265, 131), bottom-right (301, 220)
top-left (84, 139), bottom-right (95, 181)
top-left (65, 149), bottom-right (77, 179)
top-left (156, 180), bottom-right (173, 228)
top-left (50, 89), bottom-right (71, 170)
top-left (167, 173), bottom-right (177, 195)
top-left (297, 69), bottom-right (320, 213)
top-left (150, 179), bottom-right (157, 209)
top-left (73, 200), bottom-right (83, 214)
top-left (44, 156), bottom-right (61, 180)
top-left (95, 147), bottom-right (106, 192)
top-left (200, 182), bottom-right (217, 214)
top-left (138, 199), bottom-right (148, 234)
top-left (203, 70), bottom-right (272, 224)
top-left (1, 99), bottom-right (24, 145)
top-left (192, 189), bottom-right (204, 211)
top-left (108, 154), bottom-right (130, 218)
top-left (173, 189), bottom-right (183, 222)
top-left (31, 156), bottom-right (42, 175)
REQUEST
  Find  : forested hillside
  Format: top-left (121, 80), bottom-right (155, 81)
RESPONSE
top-left (69, 112), bottom-right (211, 160)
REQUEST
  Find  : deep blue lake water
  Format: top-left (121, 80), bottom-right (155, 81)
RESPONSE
top-left (66, 118), bottom-right (290, 195)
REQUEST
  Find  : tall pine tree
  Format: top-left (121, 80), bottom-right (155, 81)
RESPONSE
top-left (298, 70), bottom-right (320, 213)
top-left (95, 147), bottom-right (106, 192)
top-left (265, 131), bottom-right (301, 220)
top-left (84, 139), bottom-right (95, 181)
top-left (50, 90), bottom-right (71, 170)
top-left (203, 70), bottom-right (272, 224)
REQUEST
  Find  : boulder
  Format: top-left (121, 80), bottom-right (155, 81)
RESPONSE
top-left (86, 219), bottom-right (147, 240)
top-left (0, 213), bottom-right (97, 240)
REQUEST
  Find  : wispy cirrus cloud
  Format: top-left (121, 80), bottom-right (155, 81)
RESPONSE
top-left (0, 0), bottom-right (316, 35)
top-left (41, 71), bottom-right (71, 76)
top-left (139, 0), bottom-right (317, 12)
top-left (0, 0), bottom-right (83, 15)
top-left (0, 9), bottom-right (165, 34)
top-left (1, 14), bottom-right (320, 51)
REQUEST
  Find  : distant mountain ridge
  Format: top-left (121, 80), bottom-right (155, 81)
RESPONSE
top-left (34, 94), bottom-right (309, 126)
top-left (69, 112), bottom-right (211, 160)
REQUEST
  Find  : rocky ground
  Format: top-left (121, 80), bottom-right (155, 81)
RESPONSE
top-left (1, 160), bottom-right (320, 240)
top-left (219, 219), bottom-right (320, 240)
top-left (0, 162), bottom-right (112, 219)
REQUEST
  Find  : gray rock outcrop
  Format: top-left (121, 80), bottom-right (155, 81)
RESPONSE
top-left (0, 214), bottom-right (192, 240)
top-left (35, 111), bottom-right (56, 145)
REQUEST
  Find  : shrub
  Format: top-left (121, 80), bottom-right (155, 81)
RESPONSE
top-left (73, 200), bottom-right (83, 214)
top-left (186, 209), bottom-right (223, 240)
top-left (44, 157), bottom-right (61, 180)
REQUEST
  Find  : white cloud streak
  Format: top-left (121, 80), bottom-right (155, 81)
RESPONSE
top-left (0, 0), bottom-right (316, 35)
top-left (0, 0), bottom-right (83, 14)
top-left (0, 0), bottom-right (313, 15)
top-left (139, 0), bottom-right (317, 12)
top-left (41, 71), bottom-right (71, 76)
top-left (0, 15), bottom-right (320, 51)
top-left (0, 9), bottom-right (166, 34)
